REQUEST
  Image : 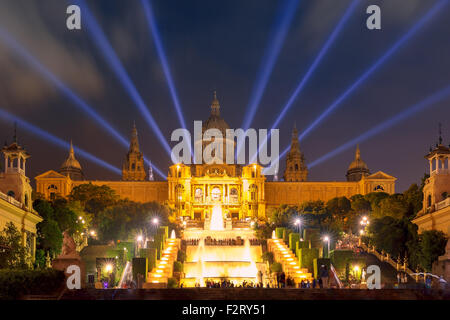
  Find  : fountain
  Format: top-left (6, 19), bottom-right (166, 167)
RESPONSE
top-left (182, 204), bottom-right (263, 287)
top-left (170, 230), bottom-right (176, 239)
top-left (210, 204), bottom-right (224, 231)
top-left (272, 230), bottom-right (276, 239)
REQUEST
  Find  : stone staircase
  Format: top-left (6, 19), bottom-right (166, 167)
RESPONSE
top-left (267, 239), bottom-right (312, 283)
top-left (145, 238), bottom-right (181, 288)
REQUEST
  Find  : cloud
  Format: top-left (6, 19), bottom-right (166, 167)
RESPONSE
top-left (0, 0), bottom-right (104, 110)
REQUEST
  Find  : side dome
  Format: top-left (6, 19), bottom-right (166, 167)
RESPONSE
top-left (346, 145), bottom-right (370, 182)
top-left (60, 141), bottom-right (84, 180)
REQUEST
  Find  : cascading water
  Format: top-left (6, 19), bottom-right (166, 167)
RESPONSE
top-left (210, 204), bottom-right (224, 231)
top-left (272, 230), bottom-right (276, 239)
top-left (171, 229), bottom-right (176, 239)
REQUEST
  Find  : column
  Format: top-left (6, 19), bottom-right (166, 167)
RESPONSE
top-left (429, 160), bottom-right (433, 175)
top-left (4, 156), bottom-right (7, 173)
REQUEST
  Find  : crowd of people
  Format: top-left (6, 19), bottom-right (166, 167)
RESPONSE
top-left (183, 237), bottom-right (261, 246)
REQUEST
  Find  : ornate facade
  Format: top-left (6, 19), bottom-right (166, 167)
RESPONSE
top-left (413, 131), bottom-right (450, 235)
top-left (35, 92), bottom-right (396, 220)
top-left (0, 137), bottom-right (42, 260)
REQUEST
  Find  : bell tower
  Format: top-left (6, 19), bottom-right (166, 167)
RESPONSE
top-left (0, 127), bottom-right (33, 211)
top-left (422, 124), bottom-right (450, 212)
top-left (283, 124), bottom-right (308, 182)
top-left (122, 123), bottom-right (146, 181)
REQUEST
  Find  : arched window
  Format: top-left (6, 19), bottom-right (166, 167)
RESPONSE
top-left (175, 184), bottom-right (184, 202)
top-left (7, 190), bottom-right (15, 198)
top-left (295, 164), bottom-right (299, 171)
top-left (427, 194), bottom-right (432, 207)
top-left (24, 194), bottom-right (29, 207)
top-left (249, 184), bottom-right (258, 201)
top-left (230, 188), bottom-right (238, 203)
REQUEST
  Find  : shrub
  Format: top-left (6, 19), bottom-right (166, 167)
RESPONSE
top-left (275, 228), bottom-right (285, 240)
top-left (0, 269), bottom-right (65, 300)
top-left (270, 262), bottom-right (282, 273)
top-left (298, 248), bottom-right (319, 272)
top-left (167, 277), bottom-right (178, 288)
top-left (173, 261), bottom-right (183, 273)
top-left (261, 252), bottom-right (274, 265)
top-left (289, 233), bottom-right (300, 252)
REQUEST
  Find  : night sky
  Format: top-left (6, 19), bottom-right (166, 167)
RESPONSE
top-left (0, 0), bottom-right (449, 192)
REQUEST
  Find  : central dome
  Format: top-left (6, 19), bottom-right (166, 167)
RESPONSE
top-left (202, 91), bottom-right (230, 135)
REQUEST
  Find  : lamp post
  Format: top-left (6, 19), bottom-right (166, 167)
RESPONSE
top-left (294, 218), bottom-right (302, 237)
top-left (323, 236), bottom-right (330, 258)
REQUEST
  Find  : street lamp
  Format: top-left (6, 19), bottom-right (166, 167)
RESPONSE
top-left (323, 236), bottom-right (330, 258)
top-left (294, 218), bottom-right (302, 236)
top-left (152, 217), bottom-right (159, 226)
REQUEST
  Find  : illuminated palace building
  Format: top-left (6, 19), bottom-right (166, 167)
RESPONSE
top-left (36, 93), bottom-right (396, 219)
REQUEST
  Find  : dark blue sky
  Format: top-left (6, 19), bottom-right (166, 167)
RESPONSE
top-left (0, 0), bottom-right (449, 192)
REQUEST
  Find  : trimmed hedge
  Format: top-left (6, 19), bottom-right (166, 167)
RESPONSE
top-left (117, 241), bottom-right (135, 261)
top-left (275, 227), bottom-right (285, 240)
top-left (303, 228), bottom-right (321, 249)
top-left (158, 226), bottom-right (169, 239)
top-left (140, 248), bottom-right (157, 271)
top-left (289, 233), bottom-right (300, 253)
top-left (297, 248), bottom-right (319, 272)
top-left (132, 257), bottom-right (148, 283)
top-left (0, 269), bottom-right (65, 300)
top-left (330, 250), bottom-right (354, 271)
top-left (173, 261), bottom-right (183, 273)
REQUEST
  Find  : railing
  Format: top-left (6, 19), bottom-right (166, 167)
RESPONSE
top-left (435, 197), bottom-right (450, 211)
top-left (330, 264), bottom-right (343, 288)
top-left (359, 242), bottom-right (416, 278)
top-left (0, 190), bottom-right (23, 209)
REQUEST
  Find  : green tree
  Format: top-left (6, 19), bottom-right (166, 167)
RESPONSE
top-left (37, 219), bottom-right (63, 255)
top-left (350, 194), bottom-right (371, 214)
top-left (376, 194), bottom-right (408, 219)
top-left (69, 183), bottom-right (117, 215)
top-left (418, 230), bottom-right (447, 272)
top-left (0, 223), bottom-right (29, 269)
top-left (402, 184), bottom-right (423, 218)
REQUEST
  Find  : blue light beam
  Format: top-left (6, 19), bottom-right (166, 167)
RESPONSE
top-left (250, 0), bottom-right (359, 163)
top-left (0, 26), bottom-right (128, 147)
top-left (141, 0), bottom-right (187, 131)
top-left (75, 0), bottom-right (172, 156)
top-left (272, 0), bottom-right (448, 169)
top-left (0, 26), bottom-right (166, 179)
top-left (298, 0), bottom-right (448, 142)
top-left (241, 0), bottom-right (301, 131)
top-left (0, 109), bottom-right (121, 175)
top-left (309, 84), bottom-right (450, 168)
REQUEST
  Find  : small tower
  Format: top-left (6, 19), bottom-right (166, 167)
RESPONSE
top-left (0, 127), bottom-right (33, 210)
top-left (422, 124), bottom-right (450, 211)
top-left (346, 145), bottom-right (370, 182)
top-left (122, 123), bottom-right (146, 181)
top-left (148, 165), bottom-right (155, 181)
top-left (283, 124), bottom-right (308, 182)
top-left (60, 141), bottom-right (84, 180)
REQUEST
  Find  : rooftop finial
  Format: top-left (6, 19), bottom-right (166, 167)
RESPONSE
top-left (438, 123), bottom-right (443, 145)
top-left (355, 144), bottom-right (361, 160)
top-left (210, 91), bottom-right (220, 116)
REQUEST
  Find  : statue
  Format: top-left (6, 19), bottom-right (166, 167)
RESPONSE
top-left (58, 231), bottom-right (79, 259)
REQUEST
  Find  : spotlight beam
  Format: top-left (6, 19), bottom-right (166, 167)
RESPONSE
top-left (271, 0), bottom-right (448, 170)
top-left (250, 0), bottom-right (359, 163)
top-left (0, 26), bottom-right (128, 147)
top-left (0, 109), bottom-right (121, 175)
top-left (140, 0), bottom-right (187, 131)
top-left (0, 26), bottom-right (166, 179)
top-left (298, 0), bottom-right (448, 142)
top-left (309, 83), bottom-right (450, 168)
top-left (241, 0), bottom-right (301, 131)
top-left (75, 0), bottom-right (172, 156)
